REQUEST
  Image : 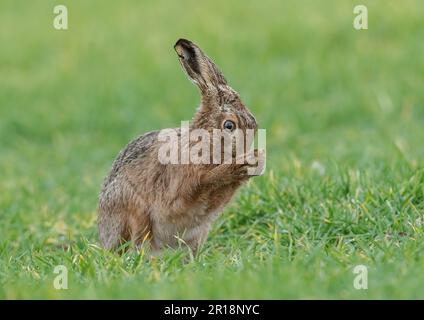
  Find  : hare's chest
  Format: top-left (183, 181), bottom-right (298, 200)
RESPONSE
top-left (151, 185), bottom-right (238, 249)
top-left (152, 218), bottom-right (211, 250)
top-left (150, 209), bottom-right (212, 250)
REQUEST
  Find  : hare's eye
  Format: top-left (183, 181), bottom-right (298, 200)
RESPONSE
top-left (223, 120), bottom-right (236, 131)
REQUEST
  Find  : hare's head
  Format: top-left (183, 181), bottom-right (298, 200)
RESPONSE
top-left (174, 39), bottom-right (257, 135)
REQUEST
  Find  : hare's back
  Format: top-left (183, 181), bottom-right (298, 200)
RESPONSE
top-left (103, 130), bottom-right (159, 186)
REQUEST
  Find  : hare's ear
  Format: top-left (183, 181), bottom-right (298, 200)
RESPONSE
top-left (174, 39), bottom-right (227, 93)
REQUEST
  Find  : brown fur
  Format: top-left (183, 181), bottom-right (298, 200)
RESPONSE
top-left (98, 39), bottom-right (263, 252)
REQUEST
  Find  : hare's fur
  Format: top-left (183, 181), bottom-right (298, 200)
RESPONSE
top-left (98, 39), bottom-right (262, 252)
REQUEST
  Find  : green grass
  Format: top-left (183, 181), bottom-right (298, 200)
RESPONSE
top-left (1, 0), bottom-right (424, 299)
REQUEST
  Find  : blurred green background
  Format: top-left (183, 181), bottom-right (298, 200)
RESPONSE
top-left (0, 0), bottom-right (423, 299)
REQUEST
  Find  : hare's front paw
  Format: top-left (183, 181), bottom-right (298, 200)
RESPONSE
top-left (234, 149), bottom-right (266, 177)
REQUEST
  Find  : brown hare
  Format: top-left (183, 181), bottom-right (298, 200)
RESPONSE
top-left (98, 39), bottom-right (265, 253)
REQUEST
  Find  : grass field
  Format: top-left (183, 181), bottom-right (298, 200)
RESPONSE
top-left (1, 0), bottom-right (423, 299)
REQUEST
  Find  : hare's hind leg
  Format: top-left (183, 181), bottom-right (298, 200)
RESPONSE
top-left (98, 206), bottom-right (129, 250)
top-left (98, 175), bottom-right (153, 251)
top-left (98, 181), bottom-right (132, 250)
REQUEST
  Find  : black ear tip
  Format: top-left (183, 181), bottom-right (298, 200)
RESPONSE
top-left (174, 38), bottom-right (193, 50)
top-left (174, 39), bottom-right (197, 59)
